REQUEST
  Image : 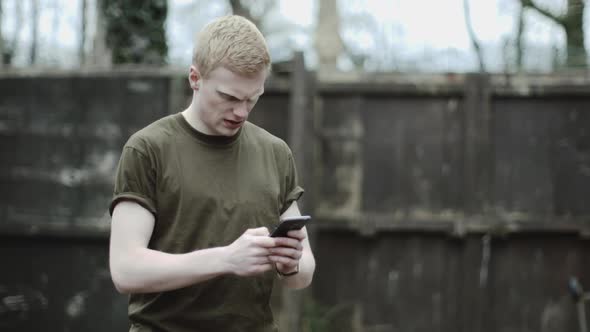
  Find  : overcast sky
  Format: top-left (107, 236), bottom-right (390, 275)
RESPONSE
top-left (0, 0), bottom-right (581, 72)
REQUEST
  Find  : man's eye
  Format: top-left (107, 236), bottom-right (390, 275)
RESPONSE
top-left (220, 93), bottom-right (236, 101)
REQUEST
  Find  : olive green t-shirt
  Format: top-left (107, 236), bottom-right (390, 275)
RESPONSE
top-left (110, 113), bottom-right (304, 332)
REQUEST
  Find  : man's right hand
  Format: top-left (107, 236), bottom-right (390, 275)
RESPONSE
top-left (224, 227), bottom-right (277, 276)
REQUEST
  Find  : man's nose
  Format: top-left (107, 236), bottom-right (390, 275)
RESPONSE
top-left (234, 101), bottom-right (249, 118)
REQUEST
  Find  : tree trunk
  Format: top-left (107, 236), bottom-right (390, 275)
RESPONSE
top-left (8, 0), bottom-right (24, 65)
top-left (91, 0), bottom-right (112, 67)
top-left (79, 0), bottom-right (88, 66)
top-left (563, 0), bottom-right (586, 68)
top-left (314, 0), bottom-right (343, 72)
top-left (50, 0), bottom-right (60, 64)
top-left (227, 0), bottom-right (275, 34)
top-left (228, 0), bottom-right (251, 20)
top-left (30, 0), bottom-right (39, 65)
top-left (0, 0), bottom-right (4, 68)
top-left (521, 0), bottom-right (587, 68)
top-left (516, 4), bottom-right (525, 70)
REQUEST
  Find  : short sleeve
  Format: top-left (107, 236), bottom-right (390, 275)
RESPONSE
top-left (109, 144), bottom-right (157, 217)
top-left (281, 145), bottom-right (304, 214)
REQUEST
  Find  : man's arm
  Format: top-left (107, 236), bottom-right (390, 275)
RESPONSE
top-left (109, 201), bottom-right (276, 294)
top-left (269, 201), bottom-right (316, 289)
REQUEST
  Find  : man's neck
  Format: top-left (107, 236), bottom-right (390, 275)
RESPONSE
top-left (181, 104), bottom-right (208, 134)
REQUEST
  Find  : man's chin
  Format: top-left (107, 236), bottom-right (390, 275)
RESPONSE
top-left (216, 126), bottom-right (240, 137)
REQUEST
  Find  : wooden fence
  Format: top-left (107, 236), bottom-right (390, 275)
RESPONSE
top-left (1, 60), bottom-right (589, 331)
top-left (310, 71), bottom-right (590, 331)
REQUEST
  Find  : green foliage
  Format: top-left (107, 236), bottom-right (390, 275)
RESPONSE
top-left (301, 298), bottom-right (357, 332)
top-left (102, 0), bottom-right (168, 65)
top-left (1, 35), bottom-right (14, 65)
top-left (302, 300), bottom-right (331, 332)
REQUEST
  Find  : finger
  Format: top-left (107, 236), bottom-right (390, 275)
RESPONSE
top-left (269, 255), bottom-right (298, 266)
top-left (245, 227), bottom-right (269, 236)
top-left (286, 229), bottom-right (306, 240)
top-left (273, 237), bottom-right (302, 249)
top-left (253, 256), bottom-right (272, 264)
top-left (268, 247), bottom-right (302, 259)
top-left (252, 236), bottom-right (277, 248)
top-left (251, 248), bottom-right (272, 257)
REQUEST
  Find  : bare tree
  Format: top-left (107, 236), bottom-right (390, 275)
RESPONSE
top-left (50, 0), bottom-right (60, 65)
top-left (80, 0), bottom-right (88, 65)
top-left (463, 0), bottom-right (486, 72)
top-left (515, 3), bottom-right (525, 70)
top-left (315, 0), bottom-right (343, 71)
top-left (521, 0), bottom-right (586, 68)
top-left (1, 0), bottom-right (25, 66)
top-left (30, 0), bottom-right (40, 65)
top-left (0, 0), bottom-right (4, 68)
top-left (227, 0), bottom-right (276, 34)
top-left (91, 0), bottom-right (113, 67)
top-left (8, 0), bottom-right (24, 66)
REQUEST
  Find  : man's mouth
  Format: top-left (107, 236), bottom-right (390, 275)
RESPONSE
top-left (223, 119), bottom-right (244, 129)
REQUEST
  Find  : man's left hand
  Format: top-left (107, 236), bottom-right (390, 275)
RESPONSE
top-left (268, 229), bottom-right (305, 275)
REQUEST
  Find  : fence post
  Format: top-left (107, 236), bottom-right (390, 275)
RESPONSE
top-left (288, 51), bottom-right (308, 203)
top-left (463, 73), bottom-right (493, 214)
top-left (460, 73), bottom-right (494, 332)
top-left (281, 51), bottom-right (309, 332)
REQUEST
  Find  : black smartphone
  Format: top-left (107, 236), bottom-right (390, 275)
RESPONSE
top-left (270, 215), bottom-right (311, 238)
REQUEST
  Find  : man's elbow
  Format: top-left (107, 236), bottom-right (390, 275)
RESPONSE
top-left (110, 259), bottom-right (142, 294)
top-left (111, 268), bottom-right (133, 294)
top-left (111, 275), bottom-right (134, 294)
top-left (112, 281), bottom-right (130, 294)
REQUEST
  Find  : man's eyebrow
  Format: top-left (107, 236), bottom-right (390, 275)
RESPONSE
top-left (218, 90), bottom-right (263, 102)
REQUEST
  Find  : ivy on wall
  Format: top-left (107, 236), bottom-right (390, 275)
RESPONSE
top-left (102, 0), bottom-right (168, 65)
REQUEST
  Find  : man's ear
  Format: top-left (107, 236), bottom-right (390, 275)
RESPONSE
top-left (188, 65), bottom-right (201, 91)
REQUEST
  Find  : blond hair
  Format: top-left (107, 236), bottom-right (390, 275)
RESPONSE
top-left (192, 15), bottom-right (271, 78)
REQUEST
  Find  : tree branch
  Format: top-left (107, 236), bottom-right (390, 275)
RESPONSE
top-left (521, 0), bottom-right (565, 25)
top-left (463, 0), bottom-right (486, 72)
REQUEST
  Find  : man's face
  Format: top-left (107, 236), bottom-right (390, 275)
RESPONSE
top-left (191, 66), bottom-right (266, 136)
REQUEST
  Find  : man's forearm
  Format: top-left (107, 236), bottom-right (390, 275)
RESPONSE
top-left (281, 250), bottom-right (315, 289)
top-left (111, 246), bottom-right (231, 294)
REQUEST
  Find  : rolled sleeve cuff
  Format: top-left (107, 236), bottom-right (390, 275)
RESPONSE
top-left (109, 192), bottom-right (157, 217)
top-left (282, 186), bottom-right (304, 214)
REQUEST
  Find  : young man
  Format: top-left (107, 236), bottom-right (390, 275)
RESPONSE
top-left (108, 15), bottom-right (315, 332)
